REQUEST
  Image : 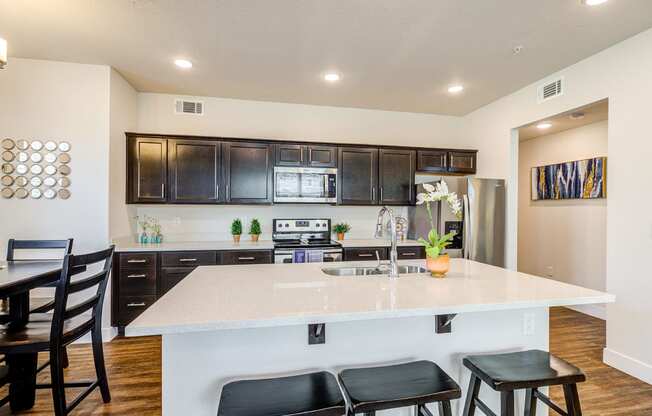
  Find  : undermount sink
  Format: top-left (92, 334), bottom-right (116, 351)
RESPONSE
top-left (321, 265), bottom-right (427, 277)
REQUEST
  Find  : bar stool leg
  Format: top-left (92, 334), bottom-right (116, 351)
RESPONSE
top-left (462, 374), bottom-right (481, 416)
top-left (437, 401), bottom-right (452, 416)
top-left (563, 384), bottom-right (582, 416)
top-left (362, 412), bottom-right (376, 416)
top-left (500, 391), bottom-right (515, 416)
top-left (524, 388), bottom-right (537, 416)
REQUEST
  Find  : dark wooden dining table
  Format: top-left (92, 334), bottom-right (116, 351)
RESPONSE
top-left (0, 260), bottom-right (65, 411)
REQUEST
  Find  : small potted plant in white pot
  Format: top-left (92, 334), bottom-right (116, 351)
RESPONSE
top-left (231, 219), bottom-right (242, 243)
top-left (416, 181), bottom-right (462, 277)
top-left (249, 219), bottom-right (262, 242)
top-left (332, 223), bottom-right (351, 240)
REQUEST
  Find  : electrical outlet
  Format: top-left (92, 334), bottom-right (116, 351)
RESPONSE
top-left (523, 313), bottom-right (536, 336)
top-left (545, 265), bottom-right (554, 277)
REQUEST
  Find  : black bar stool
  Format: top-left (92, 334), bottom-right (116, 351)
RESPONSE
top-left (462, 350), bottom-right (586, 416)
top-left (338, 360), bottom-right (462, 416)
top-left (218, 371), bottom-right (346, 416)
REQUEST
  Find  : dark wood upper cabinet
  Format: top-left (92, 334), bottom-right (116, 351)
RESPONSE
top-left (379, 149), bottom-right (416, 205)
top-left (274, 144), bottom-right (337, 168)
top-left (274, 144), bottom-right (304, 167)
top-left (168, 139), bottom-right (221, 203)
top-left (417, 150), bottom-right (448, 173)
top-left (306, 145), bottom-right (337, 167)
top-left (127, 137), bottom-right (167, 203)
top-left (448, 151), bottom-right (477, 174)
top-left (224, 141), bottom-right (273, 204)
top-left (338, 147), bottom-right (378, 205)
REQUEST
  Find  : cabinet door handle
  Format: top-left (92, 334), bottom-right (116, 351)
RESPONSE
top-left (238, 256), bottom-right (255, 261)
top-left (127, 259), bottom-right (147, 264)
top-left (402, 252), bottom-right (416, 256)
top-left (161, 183), bottom-right (165, 198)
top-left (127, 302), bottom-right (146, 307)
top-left (127, 273), bottom-right (147, 278)
top-left (371, 187), bottom-right (375, 201)
top-left (358, 253), bottom-right (374, 258)
top-left (380, 187), bottom-right (383, 201)
top-left (179, 258), bottom-right (198, 262)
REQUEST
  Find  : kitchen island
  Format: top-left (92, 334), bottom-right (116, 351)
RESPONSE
top-left (127, 259), bottom-right (613, 416)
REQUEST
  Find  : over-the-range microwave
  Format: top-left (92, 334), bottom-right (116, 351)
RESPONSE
top-left (273, 166), bottom-right (337, 203)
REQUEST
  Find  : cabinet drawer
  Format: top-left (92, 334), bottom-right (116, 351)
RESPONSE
top-left (344, 247), bottom-right (387, 261)
top-left (119, 268), bottom-right (157, 296)
top-left (221, 250), bottom-right (272, 265)
top-left (117, 295), bottom-right (156, 326)
top-left (397, 246), bottom-right (426, 259)
top-left (160, 251), bottom-right (217, 267)
top-left (160, 267), bottom-right (195, 295)
top-left (119, 252), bottom-right (157, 269)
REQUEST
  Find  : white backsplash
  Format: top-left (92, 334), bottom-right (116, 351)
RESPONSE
top-left (129, 205), bottom-right (409, 242)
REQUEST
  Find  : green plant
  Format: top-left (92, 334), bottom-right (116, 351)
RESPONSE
top-left (418, 229), bottom-right (456, 258)
top-left (332, 223), bottom-right (351, 234)
top-left (231, 218), bottom-right (242, 235)
top-left (249, 218), bottom-right (262, 235)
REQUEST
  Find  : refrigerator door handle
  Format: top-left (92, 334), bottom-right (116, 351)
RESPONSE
top-left (463, 194), bottom-right (471, 259)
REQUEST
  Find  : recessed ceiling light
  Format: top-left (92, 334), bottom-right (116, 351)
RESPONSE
top-left (582, 0), bottom-right (608, 6)
top-left (448, 85), bottom-right (464, 94)
top-left (324, 72), bottom-right (341, 82)
top-left (537, 122), bottom-right (553, 130)
top-left (174, 59), bottom-right (193, 69)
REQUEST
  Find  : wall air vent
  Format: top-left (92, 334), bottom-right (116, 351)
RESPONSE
top-left (175, 99), bottom-right (204, 115)
top-left (537, 77), bottom-right (564, 103)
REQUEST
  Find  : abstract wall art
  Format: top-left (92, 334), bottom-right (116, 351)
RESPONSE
top-left (531, 157), bottom-right (606, 200)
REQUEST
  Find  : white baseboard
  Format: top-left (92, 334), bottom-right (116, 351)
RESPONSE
top-left (603, 348), bottom-right (652, 385)
top-left (566, 303), bottom-right (606, 320)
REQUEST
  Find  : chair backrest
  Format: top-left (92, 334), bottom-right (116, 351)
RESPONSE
top-left (50, 245), bottom-right (115, 347)
top-left (6, 239), bottom-right (74, 261)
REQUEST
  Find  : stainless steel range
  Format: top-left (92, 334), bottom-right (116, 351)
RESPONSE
top-left (273, 218), bottom-right (342, 264)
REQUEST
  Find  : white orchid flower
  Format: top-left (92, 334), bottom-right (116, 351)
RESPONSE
top-left (416, 193), bottom-right (426, 205)
top-left (422, 183), bottom-right (435, 192)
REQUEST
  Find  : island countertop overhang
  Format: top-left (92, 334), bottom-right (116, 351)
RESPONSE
top-left (125, 259), bottom-right (614, 337)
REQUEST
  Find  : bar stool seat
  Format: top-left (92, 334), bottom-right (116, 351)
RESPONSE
top-left (338, 360), bottom-right (461, 415)
top-left (218, 371), bottom-right (345, 416)
top-left (462, 350), bottom-right (586, 416)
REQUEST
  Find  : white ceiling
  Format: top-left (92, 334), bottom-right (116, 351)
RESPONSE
top-left (519, 99), bottom-right (608, 141)
top-left (1, 1), bottom-right (652, 116)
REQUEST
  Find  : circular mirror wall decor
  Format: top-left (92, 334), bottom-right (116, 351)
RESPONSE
top-left (2, 164), bottom-right (14, 174)
top-left (1, 151), bottom-right (14, 162)
top-left (44, 165), bottom-right (57, 175)
top-left (1, 175), bottom-right (13, 186)
top-left (44, 141), bottom-right (57, 151)
top-left (30, 164), bottom-right (43, 175)
top-left (16, 140), bottom-right (29, 150)
top-left (30, 153), bottom-right (43, 163)
top-left (44, 153), bottom-right (57, 163)
top-left (1, 188), bottom-right (14, 199)
top-left (30, 176), bottom-right (42, 187)
top-left (15, 188), bottom-right (28, 199)
top-left (58, 142), bottom-right (71, 152)
top-left (30, 188), bottom-right (42, 199)
top-left (58, 153), bottom-right (71, 164)
top-left (31, 140), bottom-right (43, 151)
top-left (15, 176), bottom-right (28, 187)
top-left (58, 189), bottom-right (71, 200)
top-left (1, 139), bottom-right (15, 150)
top-left (58, 165), bottom-right (71, 176)
top-left (17, 152), bottom-right (29, 162)
top-left (58, 177), bottom-right (70, 188)
top-left (43, 176), bottom-right (56, 187)
top-left (15, 164), bottom-right (28, 175)
top-left (43, 188), bottom-right (56, 199)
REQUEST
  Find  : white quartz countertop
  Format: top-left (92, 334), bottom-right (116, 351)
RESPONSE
top-left (339, 238), bottom-right (422, 248)
top-left (126, 259), bottom-right (614, 337)
top-left (112, 237), bottom-right (274, 252)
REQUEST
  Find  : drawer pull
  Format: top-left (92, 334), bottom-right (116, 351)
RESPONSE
top-left (358, 253), bottom-right (374, 258)
top-left (127, 259), bottom-right (147, 264)
top-left (179, 258), bottom-right (198, 262)
top-left (238, 256), bottom-right (255, 261)
top-left (402, 252), bottom-right (416, 256)
top-left (127, 273), bottom-right (147, 278)
top-left (126, 302), bottom-right (146, 307)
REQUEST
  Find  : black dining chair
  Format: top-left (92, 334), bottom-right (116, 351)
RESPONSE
top-left (0, 245), bottom-right (114, 415)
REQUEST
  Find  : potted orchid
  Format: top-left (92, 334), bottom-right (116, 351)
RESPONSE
top-left (416, 181), bottom-right (462, 277)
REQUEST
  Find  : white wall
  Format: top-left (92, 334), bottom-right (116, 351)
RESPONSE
top-left (463, 28), bottom-right (652, 383)
top-left (518, 121), bottom-right (608, 317)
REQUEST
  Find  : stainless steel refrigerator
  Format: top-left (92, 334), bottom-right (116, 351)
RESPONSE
top-left (408, 175), bottom-right (506, 267)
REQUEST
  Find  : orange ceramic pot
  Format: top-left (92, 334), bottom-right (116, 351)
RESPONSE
top-left (337, 232), bottom-right (345, 241)
top-left (251, 234), bottom-right (260, 242)
top-left (233, 234), bottom-right (241, 243)
top-left (427, 254), bottom-right (450, 278)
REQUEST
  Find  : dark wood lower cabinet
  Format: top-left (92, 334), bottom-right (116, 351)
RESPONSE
top-left (343, 246), bottom-right (425, 261)
top-left (221, 250), bottom-right (273, 265)
top-left (160, 267), bottom-right (196, 296)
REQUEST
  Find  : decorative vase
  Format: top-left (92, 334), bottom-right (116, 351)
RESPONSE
top-left (427, 254), bottom-right (450, 278)
top-left (139, 232), bottom-right (149, 244)
top-left (337, 232), bottom-right (345, 240)
top-left (251, 234), bottom-right (260, 242)
top-left (233, 234), bottom-right (241, 243)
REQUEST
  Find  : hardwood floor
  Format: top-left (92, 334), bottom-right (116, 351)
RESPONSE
top-left (1, 307), bottom-right (651, 415)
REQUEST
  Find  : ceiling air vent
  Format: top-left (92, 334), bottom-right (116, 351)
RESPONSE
top-left (537, 77), bottom-right (564, 103)
top-left (174, 99), bottom-right (204, 115)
